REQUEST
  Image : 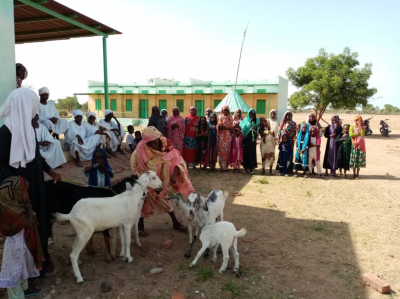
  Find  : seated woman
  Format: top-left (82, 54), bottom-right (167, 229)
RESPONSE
top-left (37, 87), bottom-right (69, 139)
top-left (32, 114), bottom-right (66, 169)
top-left (130, 126), bottom-right (194, 235)
top-left (64, 110), bottom-right (104, 167)
top-left (99, 110), bottom-right (126, 154)
top-left (86, 112), bottom-right (110, 152)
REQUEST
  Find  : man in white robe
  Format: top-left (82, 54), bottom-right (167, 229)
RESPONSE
top-left (32, 114), bottom-right (66, 169)
top-left (38, 87), bottom-right (69, 139)
top-left (99, 110), bottom-right (126, 154)
top-left (65, 110), bottom-right (102, 166)
top-left (86, 111), bottom-right (111, 151)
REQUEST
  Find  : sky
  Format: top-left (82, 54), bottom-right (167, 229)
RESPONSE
top-left (16, 0), bottom-right (400, 107)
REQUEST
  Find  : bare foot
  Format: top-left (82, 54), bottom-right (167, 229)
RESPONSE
top-left (75, 160), bottom-right (83, 167)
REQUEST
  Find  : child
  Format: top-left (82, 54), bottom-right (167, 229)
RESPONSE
top-left (84, 149), bottom-right (114, 188)
top-left (229, 126), bottom-right (244, 173)
top-left (0, 176), bottom-right (44, 298)
top-left (294, 122), bottom-right (310, 178)
top-left (196, 116), bottom-right (209, 169)
top-left (308, 126), bottom-right (323, 177)
top-left (277, 134), bottom-right (292, 176)
top-left (207, 113), bottom-right (218, 171)
top-left (125, 125), bottom-right (136, 153)
top-left (335, 124), bottom-right (351, 178)
top-left (259, 117), bottom-right (276, 175)
top-left (349, 116), bottom-right (366, 180)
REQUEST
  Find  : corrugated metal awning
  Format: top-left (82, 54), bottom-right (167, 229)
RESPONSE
top-left (14, 0), bottom-right (121, 44)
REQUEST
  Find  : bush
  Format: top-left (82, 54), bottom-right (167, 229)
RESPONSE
top-left (59, 109), bottom-right (68, 117)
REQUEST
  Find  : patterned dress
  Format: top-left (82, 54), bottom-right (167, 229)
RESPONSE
top-left (349, 125), bottom-right (366, 168)
top-left (182, 113), bottom-right (199, 167)
top-left (217, 107), bottom-right (234, 170)
top-left (166, 110), bottom-right (185, 154)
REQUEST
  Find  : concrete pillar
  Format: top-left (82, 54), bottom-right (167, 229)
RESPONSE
top-left (0, 0), bottom-right (16, 126)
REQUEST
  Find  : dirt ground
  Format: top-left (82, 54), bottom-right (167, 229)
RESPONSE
top-left (1, 113), bottom-right (399, 299)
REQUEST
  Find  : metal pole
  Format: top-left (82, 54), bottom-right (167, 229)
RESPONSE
top-left (120, 94), bottom-right (122, 118)
top-left (103, 36), bottom-right (109, 110)
top-left (268, 94), bottom-right (270, 116)
top-left (234, 23), bottom-right (249, 91)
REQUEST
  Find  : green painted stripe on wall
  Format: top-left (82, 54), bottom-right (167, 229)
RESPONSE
top-left (214, 89), bottom-right (223, 94)
top-left (110, 90), bottom-right (117, 94)
top-left (195, 90), bottom-right (203, 94)
top-left (176, 90), bottom-right (185, 94)
top-left (141, 90), bottom-right (149, 94)
top-left (125, 90), bottom-right (132, 94)
top-left (95, 90), bottom-right (102, 94)
top-left (257, 89), bottom-right (267, 93)
top-left (158, 90), bottom-right (166, 94)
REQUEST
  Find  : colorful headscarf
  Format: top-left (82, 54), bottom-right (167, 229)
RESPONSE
top-left (234, 109), bottom-right (243, 120)
top-left (186, 106), bottom-right (197, 119)
top-left (88, 149), bottom-right (112, 188)
top-left (0, 176), bottom-right (44, 270)
top-left (218, 105), bottom-right (232, 121)
top-left (354, 115), bottom-right (364, 128)
top-left (295, 122), bottom-right (310, 166)
top-left (161, 109), bottom-right (168, 122)
top-left (279, 110), bottom-right (293, 131)
top-left (240, 108), bottom-right (260, 139)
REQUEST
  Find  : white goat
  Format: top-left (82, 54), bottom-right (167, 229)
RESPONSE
top-left (184, 190), bottom-right (228, 258)
top-left (190, 221), bottom-right (247, 273)
top-left (52, 171), bottom-right (163, 283)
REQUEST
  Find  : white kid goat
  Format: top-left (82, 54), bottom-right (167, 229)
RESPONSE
top-left (52, 170), bottom-right (163, 283)
top-left (190, 221), bottom-right (247, 273)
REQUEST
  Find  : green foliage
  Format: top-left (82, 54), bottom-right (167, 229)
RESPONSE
top-left (58, 109), bottom-right (68, 117)
top-left (197, 266), bottom-right (214, 281)
top-left (222, 281), bottom-right (244, 297)
top-left (287, 48), bottom-right (377, 122)
top-left (55, 97), bottom-right (81, 112)
top-left (382, 104), bottom-right (400, 114)
top-left (81, 102), bottom-right (88, 112)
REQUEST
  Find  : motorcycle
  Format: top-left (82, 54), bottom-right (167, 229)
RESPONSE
top-left (363, 118), bottom-right (373, 136)
top-left (379, 119), bottom-right (391, 137)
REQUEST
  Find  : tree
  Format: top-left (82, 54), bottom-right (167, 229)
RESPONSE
top-left (55, 97), bottom-right (81, 112)
top-left (382, 104), bottom-right (400, 114)
top-left (286, 48), bottom-right (377, 124)
top-left (81, 102), bottom-right (88, 112)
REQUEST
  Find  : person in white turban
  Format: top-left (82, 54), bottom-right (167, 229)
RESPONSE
top-left (32, 114), bottom-right (66, 169)
top-left (37, 87), bottom-right (69, 139)
top-left (85, 111), bottom-right (111, 152)
top-left (64, 110), bottom-right (103, 166)
top-left (99, 110), bottom-right (126, 154)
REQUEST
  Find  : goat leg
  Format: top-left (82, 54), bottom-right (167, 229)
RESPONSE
top-left (184, 235), bottom-right (196, 258)
top-left (85, 235), bottom-right (95, 255)
top-left (102, 230), bottom-right (112, 263)
top-left (203, 248), bottom-right (210, 259)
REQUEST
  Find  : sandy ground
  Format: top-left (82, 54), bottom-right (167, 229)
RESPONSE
top-left (0, 113), bottom-right (399, 299)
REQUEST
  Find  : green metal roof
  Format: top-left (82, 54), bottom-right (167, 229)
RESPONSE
top-left (213, 91), bottom-right (251, 113)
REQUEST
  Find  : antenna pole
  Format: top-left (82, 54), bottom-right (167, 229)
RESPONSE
top-left (234, 23), bottom-right (249, 91)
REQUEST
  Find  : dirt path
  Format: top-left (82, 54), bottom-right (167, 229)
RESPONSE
top-left (0, 113), bottom-right (399, 299)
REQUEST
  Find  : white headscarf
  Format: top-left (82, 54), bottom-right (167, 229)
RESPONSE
top-left (105, 109), bottom-right (113, 116)
top-left (73, 110), bottom-right (83, 117)
top-left (0, 88), bottom-right (39, 168)
top-left (161, 109), bottom-right (168, 122)
top-left (86, 111), bottom-right (96, 119)
top-left (38, 87), bottom-right (50, 95)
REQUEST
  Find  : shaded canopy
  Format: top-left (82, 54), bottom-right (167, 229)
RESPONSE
top-left (214, 90), bottom-right (250, 113)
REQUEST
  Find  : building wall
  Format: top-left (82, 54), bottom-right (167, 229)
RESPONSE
top-left (88, 93), bottom-right (279, 118)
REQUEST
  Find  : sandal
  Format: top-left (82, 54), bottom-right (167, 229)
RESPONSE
top-left (24, 286), bottom-right (43, 297)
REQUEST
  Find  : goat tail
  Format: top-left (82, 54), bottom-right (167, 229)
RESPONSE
top-left (222, 191), bottom-right (229, 201)
top-left (51, 212), bottom-right (70, 223)
top-left (236, 227), bottom-right (247, 238)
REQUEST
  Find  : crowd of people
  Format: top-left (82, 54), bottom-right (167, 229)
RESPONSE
top-left (0, 63), bottom-right (367, 298)
top-left (145, 106), bottom-right (367, 179)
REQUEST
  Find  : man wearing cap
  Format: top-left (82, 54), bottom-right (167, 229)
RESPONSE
top-left (38, 87), bottom-right (69, 139)
top-left (99, 110), bottom-right (126, 154)
top-left (64, 110), bottom-right (103, 166)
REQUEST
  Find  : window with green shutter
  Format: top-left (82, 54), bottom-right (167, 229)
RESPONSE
top-left (176, 90), bottom-right (185, 94)
top-left (214, 100), bottom-right (222, 109)
top-left (95, 90), bottom-right (102, 94)
top-left (141, 90), bottom-right (149, 94)
top-left (95, 99), bottom-right (101, 110)
top-left (110, 90), bottom-right (117, 94)
top-left (256, 100), bottom-right (266, 114)
top-left (139, 100), bottom-right (149, 118)
top-left (236, 89), bottom-right (244, 94)
top-left (125, 90), bottom-right (132, 94)
top-left (110, 99), bottom-right (117, 111)
top-left (176, 100), bottom-right (184, 113)
top-left (195, 90), bottom-right (203, 94)
top-left (257, 89), bottom-right (266, 93)
top-left (214, 89), bottom-right (223, 94)
top-left (159, 100), bottom-right (167, 110)
top-left (126, 99), bottom-right (132, 111)
top-left (195, 100), bottom-right (204, 116)
top-left (158, 90), bottom-right (166, 94)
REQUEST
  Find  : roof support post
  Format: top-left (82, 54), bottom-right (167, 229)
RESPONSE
top-left (120, 94), bottom-right (122, 118)
top-left (103, 36), bottom-right (109, 110)
top-left (268, 94), bottom-right (270, 116)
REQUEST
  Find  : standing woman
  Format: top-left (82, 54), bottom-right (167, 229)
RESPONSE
top-left (0, 88), bottom-right (61, 276)
top-left (268, 109), bottom-right (280, 144)
top-left (196, 116), bottom-right (209, 169)
top-left (233, 109), bottom-right (243, 126)
top-left (349, 116), bottom-right (366, 180)
top-left (205, 108), bottom-right (213, 122)
top-left (279, 111), bottom-right (297, 172)
top-left (240, 108), bottom-right (260, 174)
top-left (207, 112), bottom-right (218, 171)
top-left (167, 107), bottom-right (185, 154)
top-left (323, 115), bottom-right (342, 176)
top-left (182, 107), bottom-right (199, 168)
top-left (217, 105), bottom-right (233, 172)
